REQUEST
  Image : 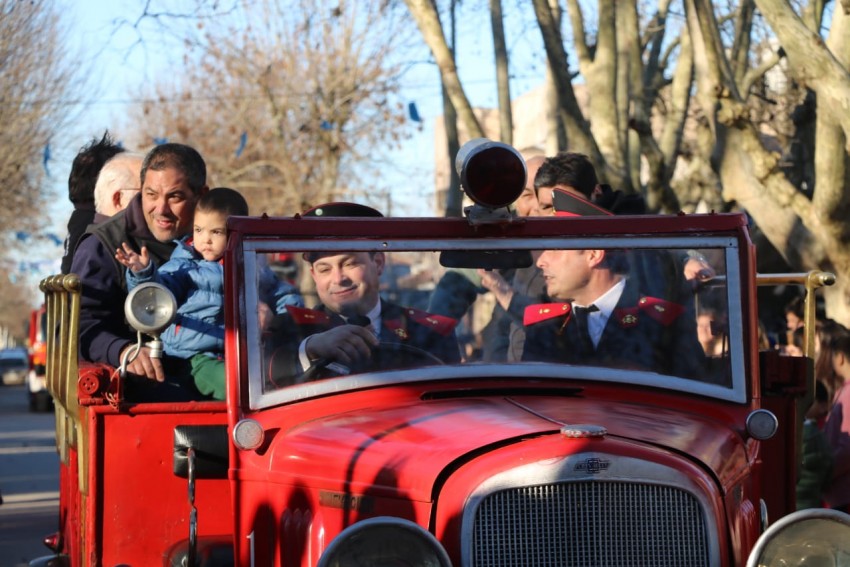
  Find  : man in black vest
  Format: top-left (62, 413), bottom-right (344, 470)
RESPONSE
top-left (70, 143), bottom-right (209, 384)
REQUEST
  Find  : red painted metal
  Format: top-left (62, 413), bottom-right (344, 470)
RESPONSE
top-left (91, 404), bottom-right (230, 565)
top-left (43, 209), bottom-right (815, 566)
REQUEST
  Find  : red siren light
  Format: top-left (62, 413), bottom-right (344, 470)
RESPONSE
top-left (455, 138), bottom-right (526, 209)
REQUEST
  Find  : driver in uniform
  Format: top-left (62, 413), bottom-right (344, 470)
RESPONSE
top-left (265, 203), bottom-right (461, 384)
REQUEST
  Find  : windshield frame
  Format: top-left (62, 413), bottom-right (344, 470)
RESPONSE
top-left (239, 234), bottom-right (746, 410)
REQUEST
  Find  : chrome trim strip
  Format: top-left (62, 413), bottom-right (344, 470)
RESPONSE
top-left (242, 236), bottom-right (746, 410)
top-left (250, 361), bottom-right (745, 410)
top-left (242, 236), bottom-right (739, 254)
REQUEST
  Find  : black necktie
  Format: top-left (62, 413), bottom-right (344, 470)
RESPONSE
top-left (348, 315), bottom-right (371, 328)
top-left (573, 305), bottom-right (599, 354)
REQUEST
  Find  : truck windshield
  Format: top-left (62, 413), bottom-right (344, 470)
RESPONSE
top-left (242, 236), bottom-right (745, 408)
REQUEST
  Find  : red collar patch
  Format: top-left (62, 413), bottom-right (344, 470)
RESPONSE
top-left (404, 307), bottom-right (458, 336)
top-left (285, 305), bottom-right (332, 325)
top-left (613, 297), bottom-right (685, 327)
top-left (524, 303), bottom-right (572, 326)
top-left (638, 296), bottom-right (685, 325)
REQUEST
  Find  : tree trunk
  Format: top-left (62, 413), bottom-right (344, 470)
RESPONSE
top-left (404, 0), bottom-right (484, 139)
top-left (544, 0), bottom-right (565, 154)
top-left (443, 82), bottom-right (463, 217)
top-left (754, 0), bottom-right (850, 147)
top-left (531, 0), bottom-right (617, 186)
top-left (442, 0), bottom-right (463, 218)
top-left (490, 0), bottom-right (512, 145)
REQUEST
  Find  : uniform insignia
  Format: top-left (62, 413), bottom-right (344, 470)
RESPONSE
top-left (524, 303), bottom-right (572, 326)
top-left (615, 307), bottom-right (639, 328)
top-left (637, 296), bottom-right (685, 325)
top-left (285, 305), bottom-right (332, 325)
top-left (405, 308), bottom-right (458, 336)
top-left (384, 318), bottom-right (407, 340)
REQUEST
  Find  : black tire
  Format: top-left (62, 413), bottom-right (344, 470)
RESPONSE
top-left (30, 390), bottom-right (52, 413)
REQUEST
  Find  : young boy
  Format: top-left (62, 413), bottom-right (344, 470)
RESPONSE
top-left (116, 187), bottom-right (303, 399)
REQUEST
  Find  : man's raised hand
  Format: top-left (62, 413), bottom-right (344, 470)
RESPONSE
top-left (115, 243), bottom-right (150, 274)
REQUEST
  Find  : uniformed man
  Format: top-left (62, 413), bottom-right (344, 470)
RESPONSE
top-left (521, 239), bottom-right (706, 379)
top-left (265, 203), bottom-right (461, 384)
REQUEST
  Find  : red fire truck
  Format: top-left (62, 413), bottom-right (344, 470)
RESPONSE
top-left (31, 141), bottom-right (850, 566)
top-left (26, 304), bottom-right (51, 412)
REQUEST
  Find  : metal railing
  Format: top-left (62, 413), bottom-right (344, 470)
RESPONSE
top-left (39, 274), bottom-right (86, 490)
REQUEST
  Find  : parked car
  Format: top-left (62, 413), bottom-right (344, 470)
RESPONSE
top-left (31, 140), bottom-right (850, 566)
top-left (0, 347), bottom-right (28, 385)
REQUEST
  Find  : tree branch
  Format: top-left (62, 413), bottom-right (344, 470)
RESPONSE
top-left (754, 0), bottom-right (850, 150)
top-left (740, 49), bottom-right (782, 96)
top-left (403, 0), bottom-right (484, 138)
top-left (565, 0), bottom-right (592, 70)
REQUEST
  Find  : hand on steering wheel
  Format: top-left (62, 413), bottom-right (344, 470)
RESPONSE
top-left (301, 340), bottom-right (446, 382)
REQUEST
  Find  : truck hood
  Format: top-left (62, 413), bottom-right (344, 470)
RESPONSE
top-left (269, 395), bottom-right (747, 502)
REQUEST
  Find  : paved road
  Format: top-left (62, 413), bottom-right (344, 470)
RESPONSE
top-left (0, 384), bottom-right (58, 567)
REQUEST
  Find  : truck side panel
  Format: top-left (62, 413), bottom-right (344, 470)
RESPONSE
top-left (90, 405), bottom-right (231, 565)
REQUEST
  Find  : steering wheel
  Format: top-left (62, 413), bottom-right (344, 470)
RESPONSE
top-left (369, 341), bottom-right (446, 370)
top-left (299, 341), bottom-right (446, 383)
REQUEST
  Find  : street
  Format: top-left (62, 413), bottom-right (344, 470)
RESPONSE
top-left (0, 384), bottom-right (58, 567)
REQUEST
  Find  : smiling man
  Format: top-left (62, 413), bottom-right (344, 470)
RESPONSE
top-left (71, 143), bottom-right (208, 385)
top-left (265, 203), bottom-right (461, 384)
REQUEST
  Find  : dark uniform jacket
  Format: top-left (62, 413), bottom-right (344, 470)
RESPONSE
top-left (70, 193), bottom-right (176, 367)
top-left (265, 301), bottom-right (461, 385)
top-left (60, 204), bottom-right (95, 274)
top-left (522, 280), bottom-right (705, 379)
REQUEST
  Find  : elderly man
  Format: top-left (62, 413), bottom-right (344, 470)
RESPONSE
top-left (92, 152), bottom-right (145, 222)
top-left (71, 143), bottom-right (209, 386)
top-left (266, 203), bottom-right (461, 384)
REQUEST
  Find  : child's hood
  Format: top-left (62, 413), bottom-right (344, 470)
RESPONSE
top-left (172, 235), bottom-right (202, 261)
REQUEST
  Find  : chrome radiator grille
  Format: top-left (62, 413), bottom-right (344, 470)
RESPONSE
top-left (472, 481), bottom-right (709, 567)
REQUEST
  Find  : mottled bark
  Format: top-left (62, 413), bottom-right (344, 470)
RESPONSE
top-left (531, 0), bottom-right (612, 185)
top-left (404, 0), bottom-right (484, 139)
top-left (490, 0), bottom-right (513, 145)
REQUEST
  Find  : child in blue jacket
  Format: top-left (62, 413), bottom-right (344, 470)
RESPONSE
top-left (116, 187), bottom-right (303, 399)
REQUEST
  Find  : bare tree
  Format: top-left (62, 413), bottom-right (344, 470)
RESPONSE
top-left (0, 1), bottom-right (79, 248)
top-left (405, 0), bottom-right (850, 325)
top-left (491, 0), bottom-right (513, 145)
top-left (404, 0), bottom-right (484, 143)
top-left (440, 0), bottom-right (464, 218)
top-left (125, 0), bottom-right (411, 216)
top-left (0, 276), bottom-right (36, 342)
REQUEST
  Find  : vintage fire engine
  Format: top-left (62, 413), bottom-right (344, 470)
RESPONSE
top-left (31, 140), bottom-right (850, 566)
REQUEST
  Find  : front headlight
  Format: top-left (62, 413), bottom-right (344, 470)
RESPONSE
top-left (317, 517), bottom-right (451, 567)
top-left (125, 282), bottom-right (176, 334)
top-left (747, 508), bottom-right (850, 567)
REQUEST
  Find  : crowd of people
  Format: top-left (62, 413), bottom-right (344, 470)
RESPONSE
top-left (788, 298), bottom-right (850, 514)
top-left (59, 134), bottom-right (850, 515)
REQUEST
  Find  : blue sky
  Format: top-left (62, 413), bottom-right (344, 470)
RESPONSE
top-left (24, 0), bottom-right (548, 286)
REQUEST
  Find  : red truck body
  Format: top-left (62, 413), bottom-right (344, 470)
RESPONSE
top-left (33, 208), bottom-right (847, 566)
